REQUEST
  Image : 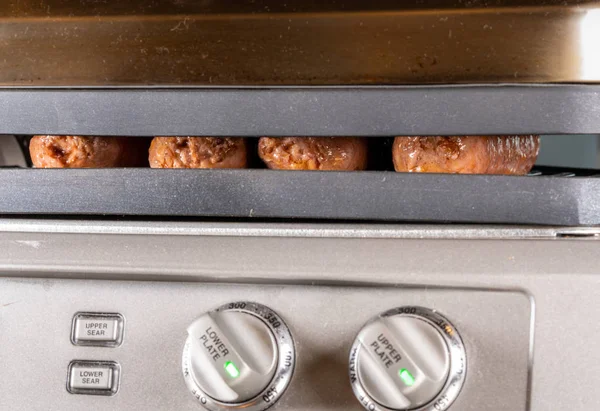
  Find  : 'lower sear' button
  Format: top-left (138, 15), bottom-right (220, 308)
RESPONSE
top-left (67, 361), bottom-right (120, 395)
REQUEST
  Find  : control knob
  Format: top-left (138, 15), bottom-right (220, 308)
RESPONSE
top-left (182, 302), bottom-right (295, 411)
top-left (349, 306), bottom-right (466, 411)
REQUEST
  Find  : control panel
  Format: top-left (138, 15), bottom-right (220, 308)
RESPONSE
top-left (0, 278), bottom-right (532, 411)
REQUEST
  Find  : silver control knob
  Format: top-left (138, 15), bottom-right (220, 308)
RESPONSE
top-left (182, 302), bottom-right (295, 411)
top-left (349, 307), bottom-right (466, 411)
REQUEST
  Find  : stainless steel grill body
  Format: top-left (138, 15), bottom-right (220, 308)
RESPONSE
top-left (1, 221), bottom-right (598, 410)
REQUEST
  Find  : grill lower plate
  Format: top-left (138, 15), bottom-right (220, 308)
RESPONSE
top-left (1, 167), bottom-right (598, 225)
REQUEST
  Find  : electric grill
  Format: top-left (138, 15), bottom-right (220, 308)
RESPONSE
top-left (2, 2), bottom-right (600, 411)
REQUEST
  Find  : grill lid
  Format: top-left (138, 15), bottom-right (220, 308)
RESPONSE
top-left (2, 0), bottom-right (600, 86)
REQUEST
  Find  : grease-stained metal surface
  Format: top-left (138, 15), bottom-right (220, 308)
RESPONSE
top-left (1, 0), bottom-right (599, 86)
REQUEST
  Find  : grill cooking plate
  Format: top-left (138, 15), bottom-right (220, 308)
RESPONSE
top-left (1, 166), bottom-right (598, 225)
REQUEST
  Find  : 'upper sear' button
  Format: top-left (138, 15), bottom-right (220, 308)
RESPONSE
top-left (71, 312), bottom-right (124, 347)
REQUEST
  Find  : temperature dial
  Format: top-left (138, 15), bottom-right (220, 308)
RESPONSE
top-left (182, 302), bottom-right (295, 411)
top-left (349, 307), bottom-right (466, 411)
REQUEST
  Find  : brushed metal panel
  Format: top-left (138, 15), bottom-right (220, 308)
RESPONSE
top-left (2, 218), bottom-right (598, 239)
top-left (0, 279), bottom-right (531, 411)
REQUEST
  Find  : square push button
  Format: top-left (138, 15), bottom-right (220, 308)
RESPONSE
top-left (71, 312), bottom-right (124, 347)
top-left (67, 361), bottom-right (120, 396)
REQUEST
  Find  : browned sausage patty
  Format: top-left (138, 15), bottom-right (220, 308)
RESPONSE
top-left (258, 137), bottom-right (368, 171)
top-left (392, 135), bottom-right (540, 174)
top-left (30, 135), bottom-right (147, 168)
top-left (149, 137), bottom-right (247, 169)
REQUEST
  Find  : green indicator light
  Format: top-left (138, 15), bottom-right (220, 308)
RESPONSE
top-left (399, 369), bottom-right (415, 387)
top-left (224, 361), bottom-right (240, 378)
